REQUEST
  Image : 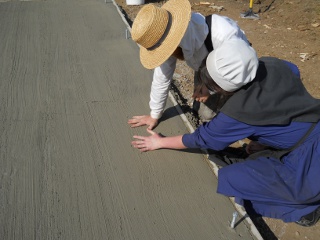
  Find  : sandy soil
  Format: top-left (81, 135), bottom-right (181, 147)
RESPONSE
top-left (114, 0), bottom-right (320, 239)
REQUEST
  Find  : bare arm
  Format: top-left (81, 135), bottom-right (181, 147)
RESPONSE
top-left (132, 129), bottom-right (186, 152)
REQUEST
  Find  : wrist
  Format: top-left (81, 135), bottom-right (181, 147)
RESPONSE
top-left (157, 137), bottom-right (165, 149)
top-left (159, 135), bottom-right (185, 150)
top-left (150, 111), bottom-right (162, 120)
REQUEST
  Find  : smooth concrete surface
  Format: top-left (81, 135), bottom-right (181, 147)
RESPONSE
top-left (0, 0), bottom-right (259, 239)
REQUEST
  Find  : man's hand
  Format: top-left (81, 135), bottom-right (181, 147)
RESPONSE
top-left (132, 129), bottom-right (163, 152)
top-left (128, 115), bottom-right (158, 130)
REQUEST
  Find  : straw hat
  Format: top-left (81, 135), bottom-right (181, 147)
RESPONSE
top-left (131, 0), bottom-right (191, 69)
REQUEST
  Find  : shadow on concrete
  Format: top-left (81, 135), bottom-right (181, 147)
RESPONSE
top-left (158, 106), bottom-right (180, 124)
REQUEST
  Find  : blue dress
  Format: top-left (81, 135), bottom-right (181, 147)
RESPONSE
top-left (182, 113), bottom-right (320, 222)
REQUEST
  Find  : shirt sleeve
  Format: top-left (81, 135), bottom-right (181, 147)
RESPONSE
top-left (150, 56), bottom-right (177, 119)
top-left (283, 60), bottom-right (301, 78)
top-left (182, 113), bottom-right (253, 150)
top-left (182, 112), bottom-right (314, 151)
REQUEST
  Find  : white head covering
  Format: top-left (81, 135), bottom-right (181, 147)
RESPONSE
top-left (206, 39), bottom-right (259, 92)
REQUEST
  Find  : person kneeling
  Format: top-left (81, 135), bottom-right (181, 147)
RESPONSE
top-left (131, 39), bottom-right (320, 226)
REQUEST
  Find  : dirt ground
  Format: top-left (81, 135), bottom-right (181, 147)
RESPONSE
top-left (113, 0), bottom-right (320, 239)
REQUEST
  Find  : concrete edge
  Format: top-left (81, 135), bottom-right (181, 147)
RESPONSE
top-left (108, 1), bottom-right (263, 239)
top-left (168, 93), bottom-right (263, 240)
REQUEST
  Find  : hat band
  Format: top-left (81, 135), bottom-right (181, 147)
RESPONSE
top-left (147, 11), bottom-right (172, 51)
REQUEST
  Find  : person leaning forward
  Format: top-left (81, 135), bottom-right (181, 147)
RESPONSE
top-left (127, 0), bottom-right (253, 130)
top-left (131, 39), bottom-right (320, 226)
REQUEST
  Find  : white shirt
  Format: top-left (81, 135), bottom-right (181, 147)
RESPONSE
top-left (150, 13), bottom-right (250, 119)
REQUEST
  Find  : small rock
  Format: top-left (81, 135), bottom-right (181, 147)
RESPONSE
top-left (208, 5), bottom-right (224, 12)
top-left (298, 25), bottom-right (310, 31)
top-left (199, 1), bottom-right (211, 5)
top-left (299, 53), bottom-right (309, 62)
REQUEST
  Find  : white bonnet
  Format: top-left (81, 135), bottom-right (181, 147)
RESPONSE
top-left (206, 39), bottom-right (259, 92)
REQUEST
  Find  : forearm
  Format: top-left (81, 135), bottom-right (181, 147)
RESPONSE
top-left (158, 135), bottom-right (187, 150)
top-left (150, 57), bottom-right (177, 119)
top-left (149, 81), bottom-right (170, 119)
top-left (132, 132), bottom-right (187, 152)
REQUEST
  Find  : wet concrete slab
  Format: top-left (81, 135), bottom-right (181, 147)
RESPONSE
top-left (0, 0), bottom-right (261, 239)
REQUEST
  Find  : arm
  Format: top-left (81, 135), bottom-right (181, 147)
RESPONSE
top-left (132, 129), bottom-right (186, 152)
top-left (128, 57), bottom-right (177, 130)
top-left (149, 56), bottom-right (177, 119)
top-left (132, 113), bottom-right (251, 152)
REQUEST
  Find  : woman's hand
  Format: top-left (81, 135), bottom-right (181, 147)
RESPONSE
top-left (132, 129), bottom-right (163, 152)
top-left (246, 141), bottom-right (268, 154)
top-left (128, 115), bottom-right (158, 130)
top-left (192, 85), bottom-right (211, 103)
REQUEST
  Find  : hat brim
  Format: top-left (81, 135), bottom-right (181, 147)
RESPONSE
top-left (139, 0), bottom-right (191, 69)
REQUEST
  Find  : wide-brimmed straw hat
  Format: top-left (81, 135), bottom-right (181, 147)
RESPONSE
top-left (131, 0), bottom-right (191, 69)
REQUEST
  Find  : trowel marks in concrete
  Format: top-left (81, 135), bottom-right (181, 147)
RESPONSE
top-left (0, 0), bottom-right (260, 239)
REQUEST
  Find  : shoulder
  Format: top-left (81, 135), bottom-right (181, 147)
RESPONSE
top-left (190, 12), bottom-right (205, 22)
top-left (210, 112), bottom-right (246, 129)
top-left (210, 14), bottom-right (237, 24)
